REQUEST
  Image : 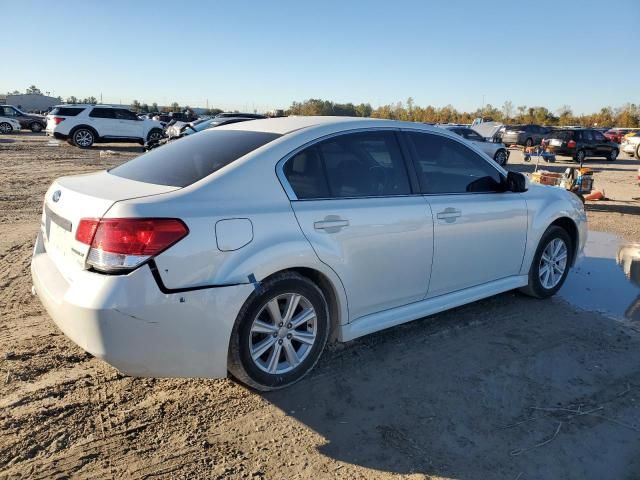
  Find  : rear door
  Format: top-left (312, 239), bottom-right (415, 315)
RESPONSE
top-left (282, 130), bottom-right (433, 321)
top-left (404, 130), bottom-right (527, 298)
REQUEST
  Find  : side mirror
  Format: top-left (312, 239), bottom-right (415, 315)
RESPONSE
top-left (505, 171), bottom-right (528, 192)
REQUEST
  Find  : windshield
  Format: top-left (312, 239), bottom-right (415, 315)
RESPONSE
top-left (109, 129), bottom-right (281, 187)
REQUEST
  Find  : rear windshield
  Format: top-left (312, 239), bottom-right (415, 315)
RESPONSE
top-left (109, 129), bottom-right (281, 187)
top-left (505, 125), bottom-right (525, 131)
top-left (547, 130), bottom-right (573, 140)
top-left (50, 107), bottom-right (85, 116)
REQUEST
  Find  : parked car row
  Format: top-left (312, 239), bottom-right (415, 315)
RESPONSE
top-left (0, 105), bottom-right (46, 132)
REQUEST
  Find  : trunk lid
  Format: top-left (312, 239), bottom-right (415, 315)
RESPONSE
top-left (42, 171), bottom-right (179, 279)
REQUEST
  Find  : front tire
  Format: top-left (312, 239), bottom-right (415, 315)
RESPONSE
top-left (493, 149), bottom-right (508, 166)
top-left (228, 272), bottom-right (329, 391)
top-left (0, 122), bottom-right (13, 134)
top-left (30, 122), bottom-right (43, 133)
top-left (147, 128), bottom-right (164, 143)
top-left (72, 128), bottom-right (95, 148)
top-left (520, 226), bottom-right (572, 299)
top-left (607, 149), bottom-right (618, 162)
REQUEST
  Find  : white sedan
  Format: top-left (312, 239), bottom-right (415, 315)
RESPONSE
top-left (31, 117), bottom-right (587, 390)
top-left (0, 116), bottom-right (21, 134)
top-left (442, 125), bottom-right (510, 166)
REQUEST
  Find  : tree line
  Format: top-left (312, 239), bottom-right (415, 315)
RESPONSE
top-left (287, 98), bottom-right (640, 128)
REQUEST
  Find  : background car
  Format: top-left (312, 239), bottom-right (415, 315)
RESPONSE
top-left (32, 116), bottom-right (586, 391)
top-left (604, 128), bottom-right (631, 143)
top-left (542, 128), bottom-right (619, 162)
top-left (215, 112), bottom-right (267, 119)
top-left (46, 105), bottom-right (164, 148)
top-left (0, 116), bottom-right (22, 134)
top-left (442, 125), bottom-right (509, 166)
top-left (1, 105), bottom-right (47, 132)
top-left (621, 132), bottom-right (640, 157)
top-left (499, 124), bottom-right (550, 147)
top-left (145, 116), bottom-right (256, 150)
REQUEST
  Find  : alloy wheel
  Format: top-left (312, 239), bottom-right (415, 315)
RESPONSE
top-left (31, 123), bottom-right (43, 132)
top-left (538, 238), bottom-right (568, 289)
top-left (148, 131), bottom-right (163, 142)
top-left (249, 293), bottom-right (318, 375)
top-left (0, 122), bottom-right (12, 134)
top-left (494, 150), bottom-right (507, 166)
top-left (74, 130), bottom-right (93, 147)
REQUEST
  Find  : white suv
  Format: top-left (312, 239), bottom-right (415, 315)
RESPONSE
top-left (46, 105), bottom-right (164, 148)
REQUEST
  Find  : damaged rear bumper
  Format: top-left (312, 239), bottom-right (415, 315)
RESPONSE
top-left (30, 232), bottom-right (254, 378)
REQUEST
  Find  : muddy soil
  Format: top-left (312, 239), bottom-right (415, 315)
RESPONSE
top-left (1, 134), bottom-right (639, 479)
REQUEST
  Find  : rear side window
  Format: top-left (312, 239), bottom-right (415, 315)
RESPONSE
top-left (407, 132), bottom-right (503, 194)
top-left (89, 108), bottom-right (115, 119)
top-left (283, 131), bottom-right (411, 199)
top-left (109, 129), bottom-right (281, 187)
top-left (50, 107), bottom-right (85, 116)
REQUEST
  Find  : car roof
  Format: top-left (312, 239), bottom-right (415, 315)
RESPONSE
top-left (213, 116), bottom-right (449, 135)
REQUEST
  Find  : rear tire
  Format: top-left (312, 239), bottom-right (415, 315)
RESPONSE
top-left (520, 226), bottom-right (572, 299)
top-left (525, 138), bottom-right (533, 148)
top-left (228, 272), bottom-right (329, 391)
top-left (72, 128), bottom-right (95, 148)
top-left (30, 122), bottom-right (43, 133)
top-left (0, 122), bottom-right (13, 134)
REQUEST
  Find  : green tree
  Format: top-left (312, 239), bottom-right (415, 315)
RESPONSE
top-left (171, 102), bottom-right (180, 111)
top-left (131, 100), bottom-right (141, 112)
top-left (26, 85), bottom-right (42, 95)
top-left (66, 96), bottom-right (78, 104)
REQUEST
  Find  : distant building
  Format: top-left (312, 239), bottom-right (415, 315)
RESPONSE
top-left (1, 94), bottom-right (60, 112)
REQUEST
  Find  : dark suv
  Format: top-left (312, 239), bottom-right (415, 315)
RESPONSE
top-left (542, 128), bottom-right (619, 163)
top-left (1, 105), bottom-right (47, 132)
top-left (500, 124), bottom-right (550, 147)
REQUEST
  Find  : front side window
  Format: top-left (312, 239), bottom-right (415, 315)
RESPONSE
top-left (283, 131), bottom-right (411, 199)
top-left (407, 132), bottom-right (503, 194)
top-left (114, 109), bottom-right (139, 120)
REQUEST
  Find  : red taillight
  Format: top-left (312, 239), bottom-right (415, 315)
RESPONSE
top-left (567, 140), bottom-right (576, 148)
top-left (53, 117), bottom-right (65, 125)
top-left (91, 218), bottom-right (188, 255)
top-left (76, 218), bottom-right (99, 244)
top-left (76, 218), bottom-right (188, 271)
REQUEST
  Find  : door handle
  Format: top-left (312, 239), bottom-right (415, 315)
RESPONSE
top-left (436, 208), bottom-right (462, 223)
top-left (314, 215), bottom-right (349, 233)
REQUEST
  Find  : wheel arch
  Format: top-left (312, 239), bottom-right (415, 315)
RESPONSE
top-left (258, 265), bottom-right (347, 341)
top-left (69, 124), bottom-right (99, 139)
top-left (549, 216), bottom-right (579, 266)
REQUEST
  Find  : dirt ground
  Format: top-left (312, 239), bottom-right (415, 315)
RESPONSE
top-left (1, 133), bottom-right (639, 480)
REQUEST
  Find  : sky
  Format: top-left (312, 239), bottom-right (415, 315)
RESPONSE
top-left (4, 0), bottom-right (639, 114)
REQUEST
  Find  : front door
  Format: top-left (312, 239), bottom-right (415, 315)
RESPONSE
top-left (405, 130), bottom-right (528, 297)
top-left (282, 130), bottom-right (434, 321)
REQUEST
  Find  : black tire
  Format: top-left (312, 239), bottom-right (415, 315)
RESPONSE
top-left (636, 144), bottom-right (640, 159)
top-left (574, 149), bottom-right (586, 164)
top-left (228, 271), bottom-right (330, 391)
top-left (606, 149), bottom-right (618, 162)
top-left (520, 226), bottom-right (572, 299)
top-left (493, 149), bottom-right (508, 166)
top-left (0, 122), bottom-right (13, 134)
top-left (525, 138), bottom-right (533, 148)
top-left (72, 128), bottom-right (95, 148)
top-left (30, 122), bottom-right (43, 133)
top-left (146, 128), bottom-right (164, 143)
